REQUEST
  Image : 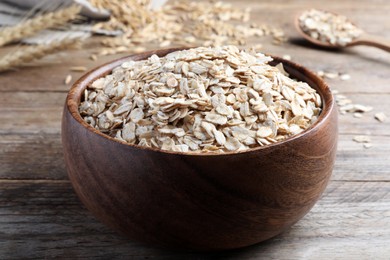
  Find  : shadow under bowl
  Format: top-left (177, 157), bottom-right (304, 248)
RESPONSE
top-left (61, 48), bottom-right (338, 251)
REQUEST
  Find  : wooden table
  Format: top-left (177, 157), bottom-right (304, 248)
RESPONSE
top-left (1, 0), bottom-right (390, 258)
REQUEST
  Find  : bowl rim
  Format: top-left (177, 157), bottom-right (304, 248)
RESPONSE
top-left (65, 47), bottom-right (335, 157)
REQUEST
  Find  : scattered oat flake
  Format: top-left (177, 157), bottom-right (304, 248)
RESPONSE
top-left (134, 46), bottom-right (146, 53)
top-left (64, 74), bottom-right (72, 85)
top-left (340, 74), bottom-right (351, 80)
top-left (339, 104), bottom-right (354, 112)
top-left (363, 143), bottom-right (373, 149)
top-left (335, 93), bottom-right (373, 116)
top-left (324, 72), bottom-right (338, 79)
top-left (353, 113), bottom-right (363, 118)
top-left (70, 66), bottom-right (87, 72)
top-left (353, 104), bottom-right (373, 113)
top-left (159, 40), bottom-right (171, 48)
top-left (317, 70), bottom-right (325, 77)
top-left (353, 135), bottom-right (371, 143)
top-left (251, 44), bottom-right (263, 51)
top-left (374, 112), bottom-right (386, 122)
top-left (335, 94), bottom-right (347, 100)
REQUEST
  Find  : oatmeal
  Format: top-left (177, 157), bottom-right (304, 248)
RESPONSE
top-left (79, 46), bottom-right (322, 152)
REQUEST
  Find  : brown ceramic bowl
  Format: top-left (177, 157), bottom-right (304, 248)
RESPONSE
top-left (62, 48), bottom-right (338, 251)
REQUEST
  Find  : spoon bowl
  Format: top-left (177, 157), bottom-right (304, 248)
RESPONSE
top-left (295, 10), bottom-right (390, 52)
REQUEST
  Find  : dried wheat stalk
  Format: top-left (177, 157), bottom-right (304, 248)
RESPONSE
top-left (0, 37), bottom-right (82, 72)
top-left (0, 5), bottom-right (81, 47)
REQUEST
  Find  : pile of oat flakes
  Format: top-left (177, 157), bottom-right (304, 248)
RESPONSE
top-left (90, 0), bottom-right (285, 56)
top-left (298, 9), bottom-right (363, 46)
top-left (79, 46), bottom-right (322, 153)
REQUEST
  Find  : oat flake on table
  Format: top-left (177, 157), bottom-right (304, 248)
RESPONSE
top-left (79, 46), bottom-right (322, 153)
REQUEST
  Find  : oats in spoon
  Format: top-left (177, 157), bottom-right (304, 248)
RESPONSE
top-left (299, 9), bottom-right (363, 46)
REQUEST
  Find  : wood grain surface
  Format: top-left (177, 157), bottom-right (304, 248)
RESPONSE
top-left (1, 0), bottom-right (390, 258)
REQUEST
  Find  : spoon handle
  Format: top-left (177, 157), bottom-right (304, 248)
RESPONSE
top-left (351, 33), bottom-right (390, 52)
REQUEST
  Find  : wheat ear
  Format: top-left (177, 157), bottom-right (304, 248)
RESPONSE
top-left (0, 5), bottom-right (82, 47)
top-left (0, 37), bottom-right (82, 72)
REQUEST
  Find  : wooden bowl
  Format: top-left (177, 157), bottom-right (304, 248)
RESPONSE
top-left (62, 48), bottom-right (338, 251)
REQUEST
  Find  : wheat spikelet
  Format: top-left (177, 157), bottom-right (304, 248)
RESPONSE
top-left (0, 5), bottom-right (82, 47)
top-left (0, 37), bottom-right (82, 72)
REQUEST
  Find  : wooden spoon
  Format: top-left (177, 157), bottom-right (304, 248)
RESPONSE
top-left (295, 11), bottom-right (390, 52)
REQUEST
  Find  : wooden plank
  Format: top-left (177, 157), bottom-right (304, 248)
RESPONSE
top-left (0, 91), bottom-right (65, 107)
top-left (0, 109), bottom-right (60, 134)
top-left (0, 92), bottom-right (64, 134)
top-left (333, 135), bottom-right (390, 181)
top-left (1, 133), bottom-right (390, 181)
top-left (0, 181), bottom-right (169, 259)
top-left (0, 133), bottom-right (65, 180)
top-left (0, 180), bottom-right (389, 259)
